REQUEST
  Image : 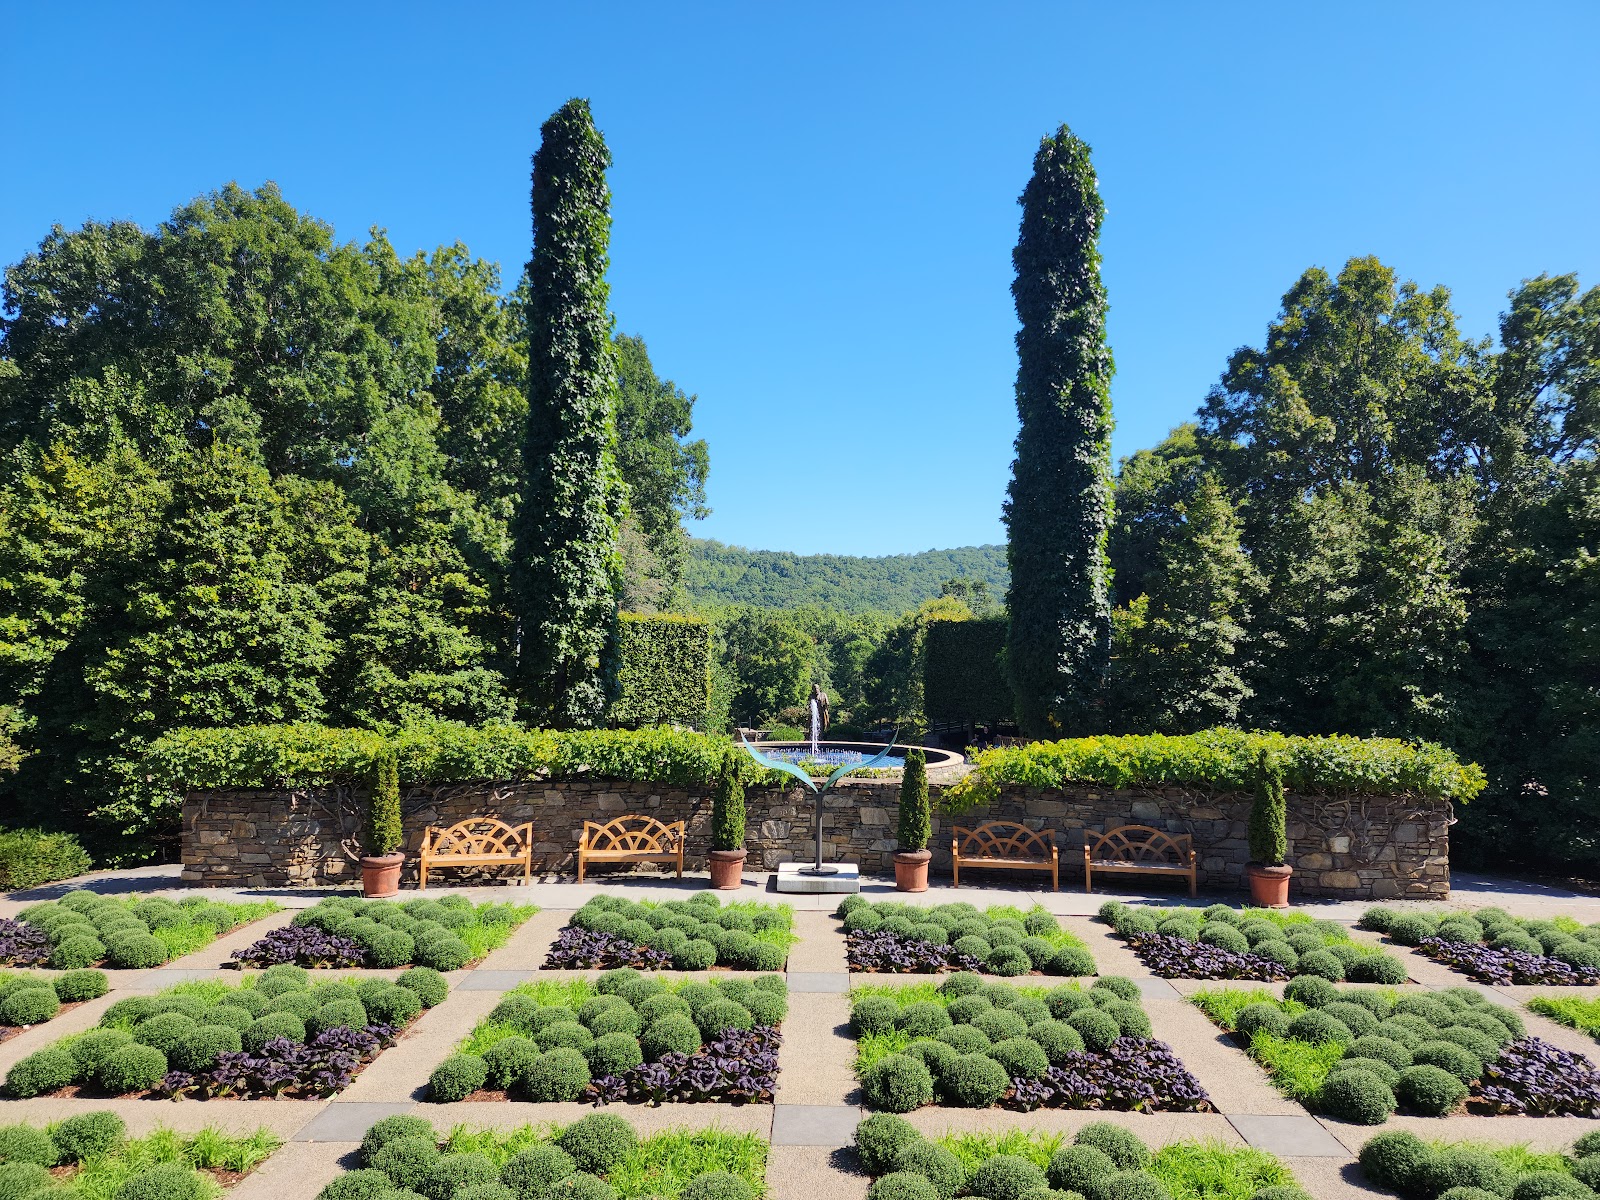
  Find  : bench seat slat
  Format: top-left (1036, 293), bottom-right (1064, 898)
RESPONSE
top-left (951, 821), bottom-right (1059, 891)
top-left (1083, 824), bottom-right (1197, 897)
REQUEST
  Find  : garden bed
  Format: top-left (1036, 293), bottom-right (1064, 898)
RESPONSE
top-left (1190, 978), bottom-right (1600, 1122)
top-left (0, 970), bottom-right (107, 1041)
top-left (3, 963), bottom-right (445, 1100)
top-left (1102, 900), bottom-right (1407, 983)
top-left (430, 969), bottom-right (784, 1105)
top-left (839, 897), bottom-right (1094, 976)
top-left (1357, 1128), bottom-right (1600, 1200)
top-left (0, 1111), bottom-right (280, 1197)
top-left (543, 893), bottom-right (795, 971)
top-left (6, 891), bottom-right (278, 970)
top-left (231, 894), bottom-right (536, 970)
top-left (850, 972), bottom-right (1209, 1113)
top-left (852, 1115), bottom-right (1302, 1200)
top-left (316, 1113), bottom-right (767, 1200)
top-left (1528, 995), bottom-right (1600, 1043)
top-left (1363, 905), bottom-right (1600, 985)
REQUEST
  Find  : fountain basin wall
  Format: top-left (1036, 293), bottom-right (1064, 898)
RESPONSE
top-left (180, 774), bottom-right (1449, 899)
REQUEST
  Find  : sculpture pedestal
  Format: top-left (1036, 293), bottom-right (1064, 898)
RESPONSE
top-left (774, 862), bottom-right (860, 894)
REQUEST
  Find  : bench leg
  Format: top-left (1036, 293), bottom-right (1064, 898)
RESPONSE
top-left (952, 858), bottom-right (959, 889)
top-left (524, 854), bottom-right (532, 884)
top-left (577, 854), bottom-right (585, 884)
top-left (1189, 870), bottom-right (1197, 898)
top-left (676, 849), bottom-right (682, 880)
top-left (1084, 863), bottom-right (1092, 894)
top-left (1052, 861), bottom-right (1058, 892)
top-left (418, 861), bottom-right (428, 891)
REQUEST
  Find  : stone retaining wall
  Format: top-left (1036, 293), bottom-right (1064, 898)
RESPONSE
top-left (180, 775), bottom-right (1449, 900)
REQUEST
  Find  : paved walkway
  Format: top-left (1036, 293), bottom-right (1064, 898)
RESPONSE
top-left (2, 866), bottom-right (1598, 1200)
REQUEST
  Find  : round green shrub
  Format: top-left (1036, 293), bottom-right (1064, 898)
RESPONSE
top-left (946, 994), bottom-right (992, 1025)
top-left (1412, 1041), bottom-right (1482, 1083)
top-left (1234, 1003), bottom-right (1289, 1040)
top-left (987, 946), bottom-right (1032, 976)
top-left (987, 925), bottom-right (1025, 949)
top-left (1571, 1161), bottom-right (1600, 1191)
top-left (1320, 1002), bottom-right (1379, 1039)
top-left (1394, 1064), bottom-right (1469, 1116)
top-left (1092, 977), bottom-right (1142, 1003)
top-left (364, 986), bottom-right (423, 1028)
top-left (990, 1036), bottom-right (1051, 1079)
top-left (1026, 1019), bottom-right (1085, 1063)
top-left (1282, 976), bottom-right (1337, 1008)
top-left (1287, 1010), bottom-right (1352, 1046)
top-left (244, 1012), bottom-right (307, 1052)
top-left (868, 1173), bottom-right (939, 1200)
top-left (374, 1136), bottom-right (442, 1192)
top-left (586, 1032), bottom-right (644, 1077)
top-left (545, 1173), bottom-right (618, 1200)
top-left (397, 967), bottom-right (448, 1008)
top-left (267, 990), bottom-right (320, 1021)
top-left (1346, 1036), bottom-right (1412, 1071)
top-left (1510, 1174), bottom-right (1592, 1200)
top-left (49, 934), bottom-right (106, 971)
top-left (694, 1000), bottom-right (753, 1040)
top-left (952, 935), bottom-right (992, 960)
top-left (429, 1053), bottom-right (488, 1102)
top-left (50, 1110), bottom-right (124, 1164)
top-left (6, 1045), bottom-right (78, 1097)
top-left (0, 987), bottom-right (59, 1027)
top-left (521, 1047), bottom-right (591, 1102)
top-left (310, 999), bottom-right (369, 1036)
top-left (0, 1125), bottom-right (55, 1167)
top-left (852, 996), bottom-right (898, 1037)
top-left (1101, 1001), bottom-right (1151, 1039)
top-left (587, 1006), bottom-right (642, 1040)
top-left (890, 1002), bottom-right (949, 1038)
top-left (862, 1054), bottom-right (934, 1113)
top-left (969, 1155), bottom-right (1048, 1200)
top-left (1107, 1172), bottom-right (1171, 1200)
top-left (937, 972), bottom-right (984, 998)
top-left (0, 1161), bottom-right (54, 1200)
top-left (1049, 946), bottom-right (1096, 976)
top-left (256, 963), bottom-right (310, 996)
top-left (361, 1116), bottom-right (437, 1165)
top-left (744, 990), bottom-right (787, 1027)
top-left (1250, 1188), bottom-right (1313, 1200)
top-left (1200, 925), bottom-right (1250, 955)
top-left (1048, 1145), bottom-right (1116, 1200)
top-left (104, 933), bottom-right (168, 970)
top-left (555, 1112), bottom-right (636, 1174)
top-left (93, 1044), bottom-right (165, 1093)
top-left (637, 993), bottom-right (692, 1026)
top-left (640, 1015), bottom-right (701, 1061)
top-left (112, 1162), bottom-right (210, 1200)
top-left (1295, 950), bottom-right (1346, 981)
top-left (890, 1140), bottom-right (963, 1200)
top-left (1113, 910), bottom-right (1158, 937)
top-left (317, 1168), bottom-right (396, 1199)
top-left (1392, 994), bottom-right (1454, 1025)
top-left (1068, 1008), bottom-right (1120, 1052)
top-left (537, 1022), bottom-right (595, 1053)
top-left (1317, 1069), bottom-right (1396, 1124)
top-left (201, 1004), bottom-right (253, 1033)
top-left (72, 1031), bottom-right (136, 1086)
top-left (483, 1038), bottom-right (541, 1092)
top-left (418, 1151), bottom-right (500, 1200)
top-left (488, 994), bottom-right (540, 1030)
top-left (1045, 988), bottom-right (1094, 1020)
top-left (1254, 942), bottom-right (1299, 970)
top-left (939, 1053), bottom-right (1008, 1107)
top-left (936, 1025), bottom-right (991, 1054)
top-left (169, 1024), bottom-right (242, 1072)
top-left (1357, 1130), bottom-right (1431, 1192)
top-left (667, 940), bottom-right (713, 970)
top-left (972, 1009), bottom-right (1028, 1042)
top-left (1334, 1058), bottom-right (1399, 1088)
top-left (414, 934), bottom-right (471, 973)
top-left (1415, 1148), bottom-right (1513, 1198)
top-left (679, 1173), bottom-right (756, 1200)
top-left (1434, 1026), bottom-right (1501, 1062)
top-left (1075, 1123), bottom-right (1149, 1170)
top-left (855, 1112), bottom-right (923, 1175)
top-left (1386, 915), bottom-right (1438, 946)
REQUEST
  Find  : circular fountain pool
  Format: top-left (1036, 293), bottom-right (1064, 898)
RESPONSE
top-left (754, 741), bottom-right (964, 771)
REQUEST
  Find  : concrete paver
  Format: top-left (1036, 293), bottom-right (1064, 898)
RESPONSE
top-left (293, 1102), bottom-right (416, 1141)
top-left (787, 971), bottom-right (850, 993)
top-left (1228, 1114), bottom-right (1349, 1156)
top-left (771, 1104), bottom-right (864, 1146)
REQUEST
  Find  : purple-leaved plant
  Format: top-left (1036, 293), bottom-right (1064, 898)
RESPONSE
top-left (152, 1023), bottom-right (396, 1099)
top-left (586, 1025), bottom-right (782, 1105)
top-left (1419, 937), bottom-right (1600, 987)
top-left (0, 919), bottom-right (50, 968)
top-left (230, 925), bottom-right (365, 969)
top-left (542, 927), bottom-right (673, 971)
top-left (1122, 932), bottom-right (1291, 981)
top-left (1477, 1037), bottom-right (1600, 1117)
top-left (846, 930), bottom-right (985, 974)
top-left (1005, 1037), bottom-right (1212, 1112)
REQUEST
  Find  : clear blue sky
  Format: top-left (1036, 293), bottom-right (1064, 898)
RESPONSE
top-left (5, 4), bottom-right (1597, 556)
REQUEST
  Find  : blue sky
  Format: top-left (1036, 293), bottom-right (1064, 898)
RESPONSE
top-left (5, 4), bottom-right (1597, 556)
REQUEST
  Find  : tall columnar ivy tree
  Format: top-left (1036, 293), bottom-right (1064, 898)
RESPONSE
top-left (365, 751), bottom-right (402, 858)
top-left (1248, 748), bottom-right (1287, 867)
top-left (711, 749), bottom-right (746, 851)
top-left (1004, 124), bottom-right (1115, 737)
top-left (897, 747), bottom-right (930, 852)
top-left (513, 98), bottom-right (624, 728)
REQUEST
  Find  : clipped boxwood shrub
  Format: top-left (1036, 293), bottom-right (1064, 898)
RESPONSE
top-left (862, 1054), bottom-right (934, 1113)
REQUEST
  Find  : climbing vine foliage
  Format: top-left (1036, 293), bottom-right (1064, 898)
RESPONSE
top-left (1004, 123), bottom-right (1115, 738)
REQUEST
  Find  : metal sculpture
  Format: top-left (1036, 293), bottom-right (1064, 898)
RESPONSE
top-left (740, 731), bottom-right (899, 876)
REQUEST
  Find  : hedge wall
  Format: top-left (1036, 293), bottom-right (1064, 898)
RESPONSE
top-left (924, 615), bottom-right (1012, 725)
top-left (944, 728), bottom-right (1486, 812)
top-left (0, 827), bottom-right (93, 890)
top-left (610, 613), bottom-right (712, 730)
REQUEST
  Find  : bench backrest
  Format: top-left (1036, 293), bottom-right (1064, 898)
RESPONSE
top-left (953, 821), bottom-right (1055, 861)
top-left (583, 815), bottom-right (683, 852)
top-left (1084, 824), bottom-right (1192, 864)
top-left (425, 817), bottom-right (531, 856)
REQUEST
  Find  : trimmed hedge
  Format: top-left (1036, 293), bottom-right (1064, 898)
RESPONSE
top-left (946, 729), bottom-right (1485, 812)
top-left (611, 613), bottom-right (713, 730)
top-left (0, 827), bottom-right (92, 890)
top-left (924, 617), bottom-right (1012, 726)
top-left (147, 720), bottom-right (787, 792)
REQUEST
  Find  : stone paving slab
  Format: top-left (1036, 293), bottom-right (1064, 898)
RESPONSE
top-left (767, 1144), bottom-right (869, 1200)
top-left (771, 1104), bottom-right (864, 1145)
top-left (788, 971), bottom-right (850, 992)
top-left (228, 1140), bottom-right (354, 1200)
top-left (775, 993), bottom-right (858, 1106)
top-left (1228, 1114), bottom-right (1349, 1156)
top-left (293, 1102), bottom-right (416, 1141)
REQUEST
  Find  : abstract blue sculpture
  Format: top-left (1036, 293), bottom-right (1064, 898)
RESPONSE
top-left (740, 732), bottom-right (899, 875)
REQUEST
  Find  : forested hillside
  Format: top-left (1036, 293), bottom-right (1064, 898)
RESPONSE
top-left (684, 540), bottom-right (1008, 612)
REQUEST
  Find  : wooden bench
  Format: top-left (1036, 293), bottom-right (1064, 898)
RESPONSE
top-left (577, 815), bottom-right (685, 883)
top-left (951, 821), bottom-right (1059, 890)
top-left (417, 817), bottom-right (534, 889)
top-left (1083, 825), bottom-right (1197, 896)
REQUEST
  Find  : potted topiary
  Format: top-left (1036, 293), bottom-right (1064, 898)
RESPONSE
top-left (360, 751), bottom-right (406, 897)
top-left (1246, 747), bottom-right (1292, 907)
top-left (894, 747), bottom-right (932, 891)
top-left (708, 749), bottom-right (747, 890)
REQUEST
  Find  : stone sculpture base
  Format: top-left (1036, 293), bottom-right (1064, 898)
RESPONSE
top-left (775, 861), bottom-right (860, 894)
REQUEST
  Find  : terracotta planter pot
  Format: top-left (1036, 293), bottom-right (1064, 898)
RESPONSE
top-left (894, 849), bottom-right (932, 892)
top-left (360, 853), bottom-right (405, 898)
top-left (1247, 863), bottom-right (1293, 908)
top-left (708, 849), bottom-right (748, 890)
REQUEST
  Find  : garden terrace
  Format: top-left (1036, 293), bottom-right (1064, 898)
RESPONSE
top-left (850, 972), bottom-right (1209, 1112)
top-left (231, 894), bottom-right (536, 970)
top-left (10, 891), bottom-right (278, 970)
top-left (837, 897), bottom-right (1094, 976)
top-left (0, 970), bottom-right (108, 1042)
top-left (1190, 978), bottom-right (1600, 1122)
top-left (545, 894), bottom-right (796, 971)
top-left (316, 1114), bottom-right (769, 1200)
top-left (1362, 906), bottom-right (1600, 985)
top-left (2, 964), bottom-right (445, 1100)
top-left (0, 1111), bottom-right (281, 1197)
top-left (852, 1115), bottom-right (1303, 1200)
top-left (432, 970), bottom-right (786, 1105)
top-left (1102, 901), bottom-right (1408, 983)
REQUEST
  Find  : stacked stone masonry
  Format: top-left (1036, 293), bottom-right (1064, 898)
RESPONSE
top-left (181, 775), bottom-right (1449, 900)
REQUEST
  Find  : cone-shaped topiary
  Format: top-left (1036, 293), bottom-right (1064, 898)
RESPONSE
top-left (1247, 748), bottom-right (1287, 866)
top-left (711, 749), bottom-right (746, 852)
top-left (897, 748), bottom-right (930, 852)
top-left (364, 751), bottom-right (402, 857)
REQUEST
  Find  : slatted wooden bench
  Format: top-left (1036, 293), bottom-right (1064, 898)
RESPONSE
top-left (1083, 824), bottom-right (1197, 896)
top-left (951, 821), bottom-right (1059, 891)
top-left (417, 817), bottom-right (534, 889)
top-left (577, 815), bottom-right (685, 883)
